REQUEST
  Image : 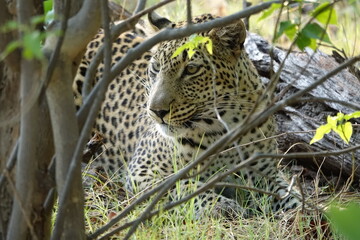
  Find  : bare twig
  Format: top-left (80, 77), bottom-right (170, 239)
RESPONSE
top-left (295, 97), bottom-right (360, 111)
top-left (133, 0), bottom-right (147, 15)
top-left (186, 0), bottom-right (192, 25)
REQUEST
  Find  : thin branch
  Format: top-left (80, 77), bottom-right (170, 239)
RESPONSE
top-left (295, 97), bottom-right (360, 111)
top-left (186, 0), bottom-right (192, 25)
top-left (133, 0), bottom-right (147, 15)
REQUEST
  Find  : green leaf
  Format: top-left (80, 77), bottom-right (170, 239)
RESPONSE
top-left (205, 41), bottom-right (213, 55)
top-left (310, 124), bottom-right (332, 144)
top-left (327, 203), bottom-right (360, 240)
top-left (258, 3), bottom-right (282, 21)
top-left (188, 48), bottom-right (195, 59)
top-left (1, 20), bottom-right (19, 32)
top-left (31, 15), bottom-right (46, 26)
top-left (334, 122), bottom-right (352, 144)
top-left (311, 2), bottom-right (338, 25)
top-left (43, 0), bottom-right (53, 14)
top-left (276, 21), bottom-right (297, 40)
top-left (172, 34), bottom-right (213, 59)
top-left (296, 32), bottom-right (311, 51)
top-left (23, 31), bottom-right (44, 60)
top-left (344, 111), bottom-right (360, 120)
top-left (301, 23), bottom-right (331, 43)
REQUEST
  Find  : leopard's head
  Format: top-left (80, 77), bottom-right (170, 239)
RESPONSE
top-left (147, 13), bottom-right (261, 137)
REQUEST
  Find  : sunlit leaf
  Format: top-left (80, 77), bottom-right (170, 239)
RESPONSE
top-left (310, 111), bottom-right (359, 144)
top-left (310, 124), bottom-right (331, 144)
top-left (172, 34), bottom-right (213, 59)
top-left (171, 44), bottom-right (188, 58)
top-left (333, 122), bottom-right (352, 144)
top-left (205, 41), bottom-right (213, 55)
top-left (344, 111), bottom-right (360, 120)
top-left (188, 48), bottom-right (195, 59)
top-left (327, 115), bottom-right (338, 128)
top-left (43, 0), bottom-right (53, 14)
top-left (311, 2), bottom-right (338, 25)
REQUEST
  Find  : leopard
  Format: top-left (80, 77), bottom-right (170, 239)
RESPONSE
top-left (74, 12), bottom-right (300, 217)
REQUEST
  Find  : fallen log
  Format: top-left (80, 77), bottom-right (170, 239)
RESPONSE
top-left (245, 33), bottom-right (360, 186)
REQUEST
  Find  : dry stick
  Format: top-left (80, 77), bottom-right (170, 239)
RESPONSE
top-left (99, 144), bottom-right (360, 239)
top-left (81, 0), bottom-right (175, 99)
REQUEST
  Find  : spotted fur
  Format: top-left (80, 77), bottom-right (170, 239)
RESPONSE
top-left (74, 14), bottom-right (300, 216)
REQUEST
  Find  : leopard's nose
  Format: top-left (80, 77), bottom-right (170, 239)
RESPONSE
top-left (149, 109), bottom-right (170, 120)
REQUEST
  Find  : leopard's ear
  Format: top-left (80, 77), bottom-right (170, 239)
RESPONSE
top-left (148, 12), bottom-right (173, 31)
top-left (209, 19), bottom-right (247, 57)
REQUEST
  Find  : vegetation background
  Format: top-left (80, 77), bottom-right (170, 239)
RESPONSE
top-left (0, 0), bottom-right (359, 239)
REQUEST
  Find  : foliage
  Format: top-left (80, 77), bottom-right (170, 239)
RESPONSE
top-left (0, 0), bottom-right (54, 61)
top-left (43, 0), bottom-right (54, 24)
top-left (327, 203), bottom-right (360, 240)
top-left (310, 112), bottom-right (360, 144)
top-left (171, 34), bottom-right (213, 59)
top-left (259, 1), bottom-right (337, 51)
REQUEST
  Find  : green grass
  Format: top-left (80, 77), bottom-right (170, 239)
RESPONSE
top-left (82, 164), bottom-right (355, 239)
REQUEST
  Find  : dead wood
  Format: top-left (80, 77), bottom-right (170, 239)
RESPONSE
top-left (245, 33), bottom-right (360, 186)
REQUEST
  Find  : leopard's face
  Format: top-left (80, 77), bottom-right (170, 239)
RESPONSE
top-left (146, 16), bottom-right (262, 138)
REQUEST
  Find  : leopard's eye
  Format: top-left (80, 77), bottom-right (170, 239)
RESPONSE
top-left (150, 61), bottom-right (160, 74)
top-left (183, 64), bottom-right (200, 75)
